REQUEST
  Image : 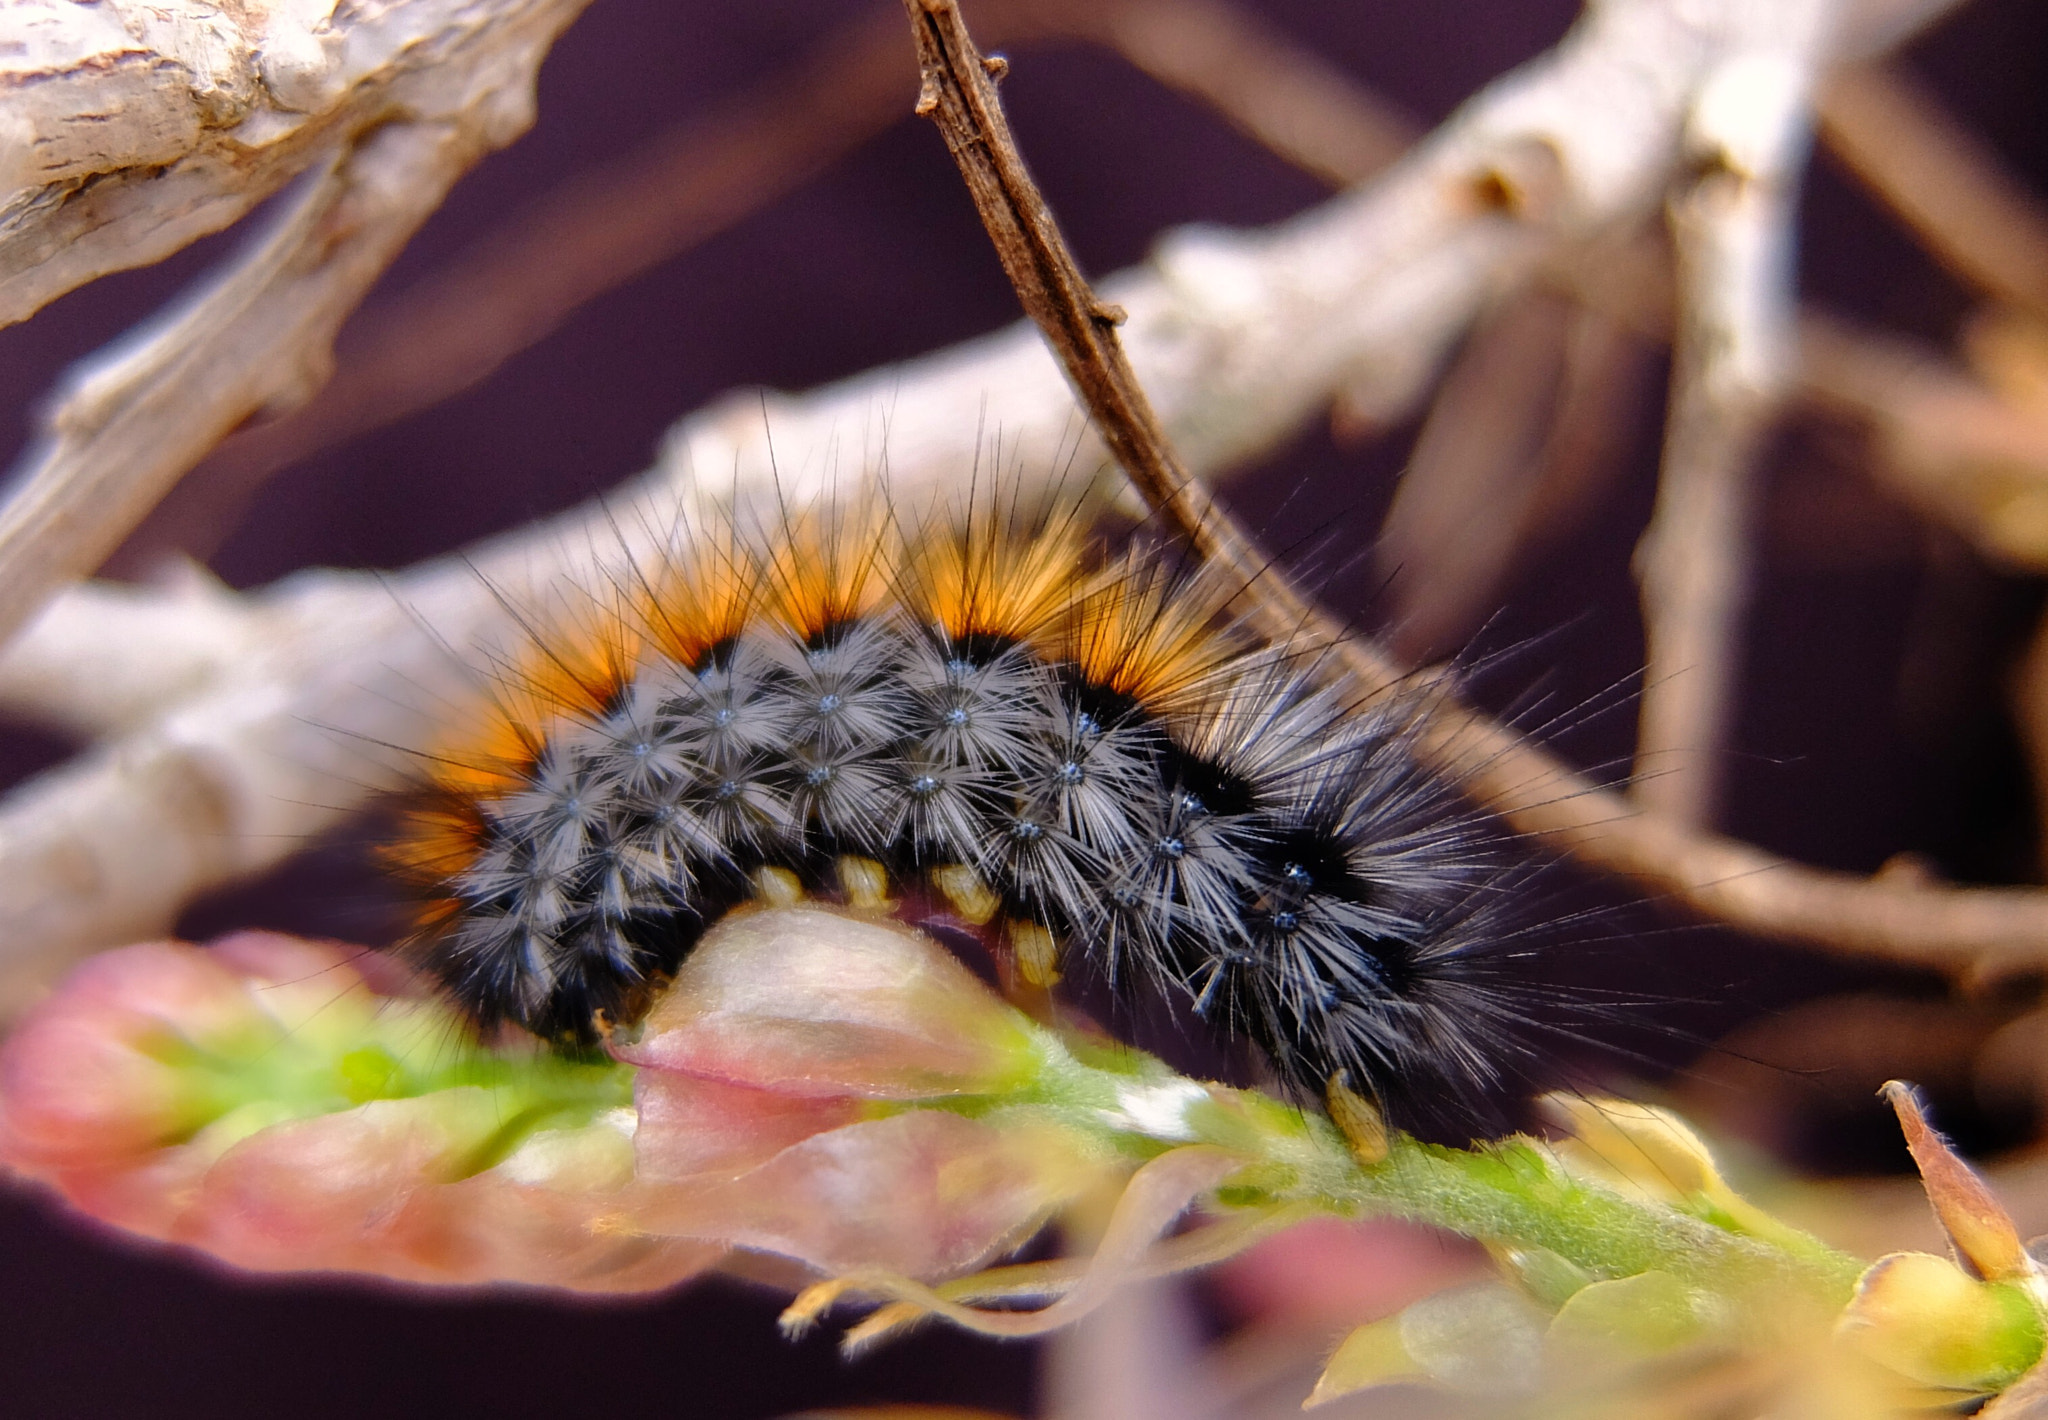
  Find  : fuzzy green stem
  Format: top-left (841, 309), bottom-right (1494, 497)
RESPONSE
top-left (1345, 1134), bottom-right (1864, 1302)
top-left (1025, 1034), bottom-right (1866, 1314)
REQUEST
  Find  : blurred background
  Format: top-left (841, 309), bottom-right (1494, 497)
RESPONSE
top-left (2, 0), bottom-right (2047, 1413)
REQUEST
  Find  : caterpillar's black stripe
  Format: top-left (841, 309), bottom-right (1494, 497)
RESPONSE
top-left (393, 525), bottom-right (1561, 1133)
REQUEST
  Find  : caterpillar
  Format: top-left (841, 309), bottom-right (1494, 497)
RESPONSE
top-left (384, 496), bottom-right (1579, 1137)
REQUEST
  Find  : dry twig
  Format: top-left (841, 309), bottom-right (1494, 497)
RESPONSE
top-left (0, 128), bottom-right (476, 655)
top-left (0, 0), bottom-right (591, 326)
top-left (1632, 5), bottom-right (1835, 826)
top-left (1818, 61), bottom-right (2048, 325)
top-left (1013, 0), bottom-right (1416, 189)
top-left (1375, 285), bottom-right (1653, 661)
top-left (0, 0), bottom-right (592, 653)
top-left (902, 0), bottom-right (1220, 569)
top-left (1800, 312), bottom-right (2048, 570)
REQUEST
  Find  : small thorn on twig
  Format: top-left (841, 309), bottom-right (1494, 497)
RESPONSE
top-left (981, 53), bottom-right (1009, 80)
top-left (1090, 301), bottom-right (1127, 326)
top-left (914, 75), bottom-right (941, 117)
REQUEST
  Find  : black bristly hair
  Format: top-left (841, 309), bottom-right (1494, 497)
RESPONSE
top-left (382, 496), bottom-right (1629, 1138)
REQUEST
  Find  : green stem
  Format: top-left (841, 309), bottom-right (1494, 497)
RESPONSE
top-left (1348, 1134), bottom-right (1865, 1303)
top-left (1043, 1043), bottom-right (1865, 1312)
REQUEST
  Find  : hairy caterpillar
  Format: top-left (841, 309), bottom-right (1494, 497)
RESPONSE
top-left (385, 496), bottom-right (1584, 1137)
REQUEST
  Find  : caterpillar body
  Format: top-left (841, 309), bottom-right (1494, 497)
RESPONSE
top-left (388, 502), bottom-right (1568, 1135)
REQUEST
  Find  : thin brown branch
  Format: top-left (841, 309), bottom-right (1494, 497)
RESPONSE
top-left (1377, 288), bottom-right (1576, 661)
top-left (1800, 311), bottom-right (2048, 571)
top-left (906, 0), bottom-right (2048, 977)
top-left (1058, 0), bottom-right (1418, 187)
top-left (1523, 296), bottom-right (1662, 545)
top-left (904, 0), bottom-right (1203, 556)
top-left (1818, 62), bottom-right (2048, 325)
top-left (901, 0), bottom-right (1345, 621)
top-left (1378, 280), bottom-right (1655, 661)
top-left (1419, 700), bottom-right (2048, 977)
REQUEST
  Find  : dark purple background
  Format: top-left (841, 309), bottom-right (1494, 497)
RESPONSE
top-left (1, 0), bottom-right (2044, 1413)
